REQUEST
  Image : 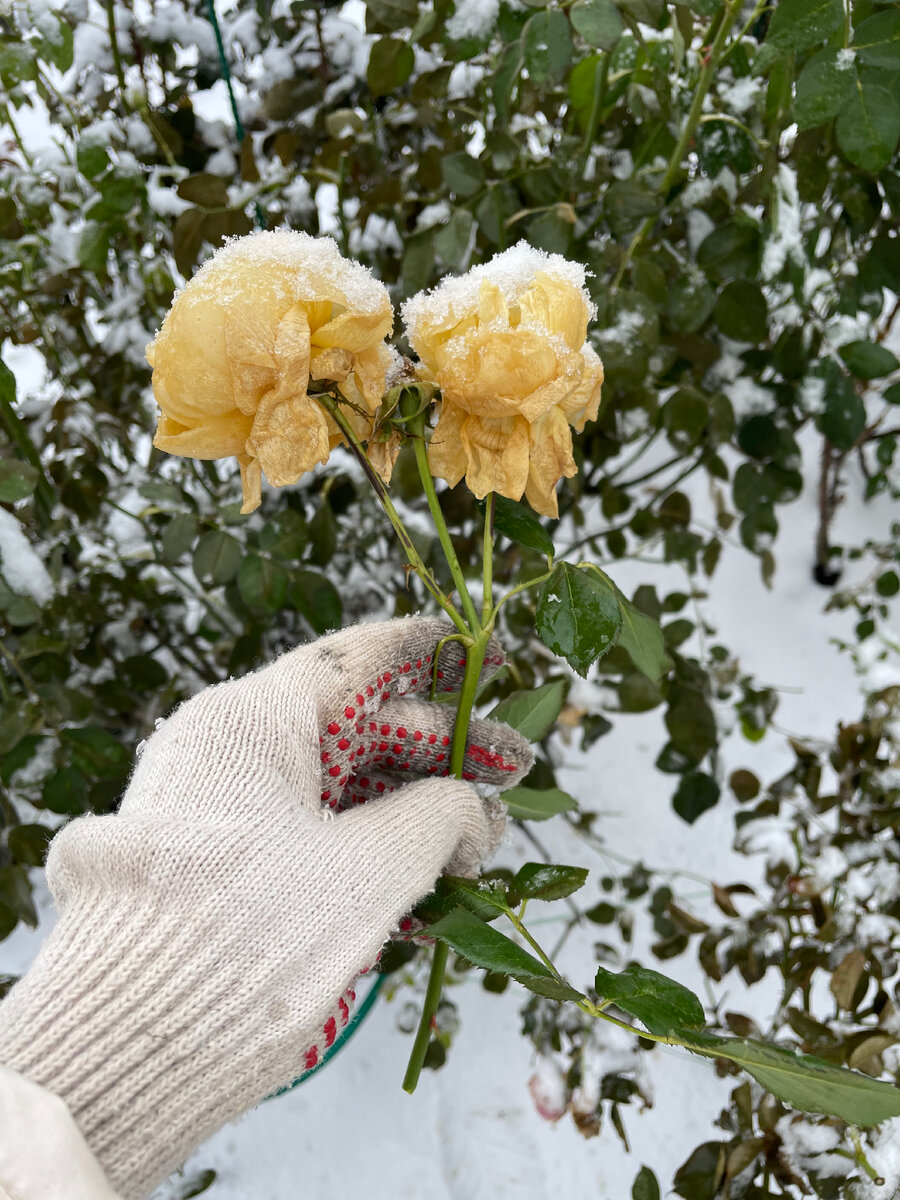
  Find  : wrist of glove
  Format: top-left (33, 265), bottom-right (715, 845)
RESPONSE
top-left (0, 618), bottom-right (532, 1200)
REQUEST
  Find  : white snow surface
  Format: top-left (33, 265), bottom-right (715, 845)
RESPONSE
top-left (446, 0), bottom-right (500, 41)
top-left (0, 508), bottom-right (54, 603)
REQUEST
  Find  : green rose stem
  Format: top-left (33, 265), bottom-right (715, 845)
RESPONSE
top-left (400, 394), bottom-right (497, 1093)
top-left (316, 393), bottom-right (469, 637)
top-left (404, 398), bottom-right (481, 632)
top-left (317, 391), bottom-right (498, 1092)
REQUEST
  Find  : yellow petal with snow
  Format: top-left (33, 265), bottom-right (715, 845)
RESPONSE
top-left (518, 271), bottom-right (590, 351)
top-left (147, 231), bottom-right (395, 508)
top-left (477, 279), bottom-right (509, 325)
top-left (402, 244), bottom-right (602, 516)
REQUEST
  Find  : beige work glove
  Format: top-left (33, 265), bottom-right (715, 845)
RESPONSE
top-left (0, 617), bottom-right (532, 1199)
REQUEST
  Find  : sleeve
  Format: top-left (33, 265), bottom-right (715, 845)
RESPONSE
top-left (0, 1064), bottom-right (122, 1200)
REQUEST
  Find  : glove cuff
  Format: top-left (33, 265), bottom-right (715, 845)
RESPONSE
top-left (0, 816), bottom-right (358, 1200)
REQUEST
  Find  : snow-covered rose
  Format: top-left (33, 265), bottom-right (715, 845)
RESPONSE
top-left (401, 244), bottom-right (603, 517)
top-left (147, 230), bottom-right (393, 513)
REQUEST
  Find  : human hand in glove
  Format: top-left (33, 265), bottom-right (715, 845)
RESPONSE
top-left (0, 617), bottom-right (532, 1200)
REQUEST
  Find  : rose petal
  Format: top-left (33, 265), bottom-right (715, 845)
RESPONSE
top-left (460, 412), bottom-right (530, 501)
top-left (238, 453), bottom-right (262, 514)
top-left (524, 406), bottom-right (576, 518)
top-left (248, 391), bottom-right (331, 485)
top-left (152, 411), bottom-right (253, 459)
top-left (428, 403), bottom-right (468, 488)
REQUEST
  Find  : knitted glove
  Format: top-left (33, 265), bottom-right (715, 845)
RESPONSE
top-left (0, 617), bottom-right (532, 1200)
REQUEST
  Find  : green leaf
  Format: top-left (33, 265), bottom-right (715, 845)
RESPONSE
top-left (441, 152), bottom-right (485, 198)
top-left (170, 1170), bottom-right (218, 1200)
top-left (664, 683), bottom-right (717, 763)
top-left (161, 513), bottom-right (198, 563)
top-left (595, 962), bottom-right (705, 1035)
top-left (836, 81), bottom-right (900, 173)
top-left (76, 138), bottom-right (109, 180)
top-left (0, 41), bottom-right (36, 86)
top-left (662, 387), bottom-right (709, 452)
top-left (365, 0), bottom-right (420, 32)
top-left (679, 1031), bottom-right (900, 1126)
top-left (176, 173), bottom-right (229, 208)
top-left (522, 10), bottom-right (572, 84)
top-left (819, 362), bottom-right (866, 450)
top-left (696, 218), bottom-right (761, 280)
top-left (853, 10), bottom-right (900, 69)
top-left (490, 678), bottom-right (567, 741)
top-left (502, 785), bottom-right (578, 821)
top-left (0, 866), bottom-right (36, 927)
top-left (60, 727), bottom-right (130, 778)
top-left (536, 563), bottom-right (622, 677)
top-left (617, 597), bottom-right (672, 684)
top-left (570, 0), bottom-right (624, 50)
top-left (666, 273), bottom-right (716, 334)
top-left (434, 208), bottom-right (475, 262)
top-left (173, 208), bottom-right (208, 277)
top-left (672, 1142), bottom-right (727, 1200)
top-left (632, 1166), bottom-right (661, 1200)
top-left (43, 14), bottom-right (74, 71)
top-left (367, 36), bottom-right (415, 95)
top-left (425, 906), bottom-right (583, 1001)
top-left (766, 0), bottom-right (842, 53)
top-left (794, 48), bottom-right (856, 130)
top-left (40, 766), bottom-right (87, 814)
top-left (193, 530), bottom-right (242, 585)
top-left (568, 53), bottom-right (604, 125)
top-left (483, 494), bottom-right (554, 555)
top-left (442, 874), bottom-right (510, 920)
top-left (7, 824), bottom-right (52, 867)
top-left (884, 382), bottom-right (900, 406)
top-left (875, 569), bottom-right (899, 598)
top-left (672, 771), bottom-right (721, 823)
top-left (513, 862), bottom-right (589, 900)
top-left (737, 414), bottom-right (780, 459)
top-left (839, 339), bottom-right (900, 380)
top-left (289, 570), bottom-right (343, 634)
top-left (0, 459), bottom-right (38, 502)
top-left (77, 222), bottom-right (110, 274)
top-left (492, 41), bottom-right (523, 125)
top-left (714, 280), bottom-right (768, 342)
top-left (237, 556), bottom-right (289, 613)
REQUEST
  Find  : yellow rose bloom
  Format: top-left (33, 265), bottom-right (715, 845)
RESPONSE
top-left (147, 230), bottom-right (394, 513)
top-left (401, 243), bottom-right (603, 517)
